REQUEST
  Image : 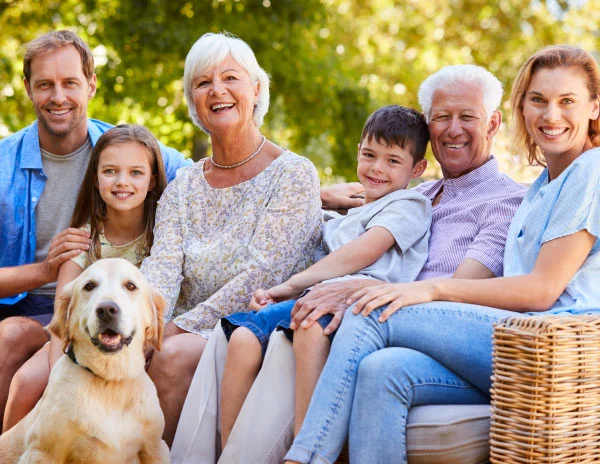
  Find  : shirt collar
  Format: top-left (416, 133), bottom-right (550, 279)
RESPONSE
top-left (19, 120), bottom-right (43, 169)
top-left (425, 156), bottom-right (500, 201)
top-left (19, 118), bottom-right (99, 170)
top-left (87, 118), bottom-right (104, 146)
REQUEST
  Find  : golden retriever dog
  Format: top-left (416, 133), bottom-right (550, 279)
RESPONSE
top-left (0, 258), bottom-right (170, 463)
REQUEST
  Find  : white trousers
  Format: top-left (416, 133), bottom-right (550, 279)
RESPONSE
top-left (171, 322), bottom-right (296, 464)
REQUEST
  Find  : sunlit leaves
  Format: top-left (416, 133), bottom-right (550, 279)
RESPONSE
top-left (1, 0), bottom-right (598, 182)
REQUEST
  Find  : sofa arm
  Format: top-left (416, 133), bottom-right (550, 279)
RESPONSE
top-left (489, 314), bottom-right (600, 463)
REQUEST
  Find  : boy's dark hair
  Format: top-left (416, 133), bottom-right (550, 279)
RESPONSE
top-left (360, 105), bottom-right (429, 164)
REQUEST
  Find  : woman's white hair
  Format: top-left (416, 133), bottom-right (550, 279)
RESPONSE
top-left (418, 64), bottom-right (503, 123)
top-left (183, 32), bottom-right (270, 133)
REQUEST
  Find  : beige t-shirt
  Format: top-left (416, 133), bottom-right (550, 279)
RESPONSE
top-left (72, 224), bottom-right (148, 270)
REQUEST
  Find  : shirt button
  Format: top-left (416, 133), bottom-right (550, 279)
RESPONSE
top-left (32, 197), bottom-right (37, 202)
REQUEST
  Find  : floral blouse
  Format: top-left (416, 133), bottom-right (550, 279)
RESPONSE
top-left (141, 150), bottom-right (322, 337)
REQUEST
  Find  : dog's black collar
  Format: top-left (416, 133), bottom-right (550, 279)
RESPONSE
top-left (66, 344), bottom-right (95, 376)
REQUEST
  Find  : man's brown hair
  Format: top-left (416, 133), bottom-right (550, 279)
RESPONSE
top-left (23, 30), bottom-right (94, 82)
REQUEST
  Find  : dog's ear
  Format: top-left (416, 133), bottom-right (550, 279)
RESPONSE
top-left (49, 279), bottom-right (77, 352)
top-left (146, 287), bottom-right (166, 351)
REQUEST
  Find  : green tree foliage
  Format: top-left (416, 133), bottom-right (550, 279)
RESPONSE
top-left (1, 0), bottom-right (599, 182)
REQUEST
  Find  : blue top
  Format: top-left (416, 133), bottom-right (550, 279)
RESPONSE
top-left (504, 147), bottom-right (600, 312)
top-left (0, 118), bottom-right (191, 305)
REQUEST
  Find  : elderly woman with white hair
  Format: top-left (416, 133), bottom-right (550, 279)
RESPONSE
top-left (142, 32), bottom-right (322, 446)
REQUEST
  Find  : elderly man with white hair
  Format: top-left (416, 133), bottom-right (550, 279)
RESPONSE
top-left (171, 64), bottom-right (526, 464)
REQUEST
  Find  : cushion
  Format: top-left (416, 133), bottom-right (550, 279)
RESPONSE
top-left (406, 404), bottom-right (490, 464)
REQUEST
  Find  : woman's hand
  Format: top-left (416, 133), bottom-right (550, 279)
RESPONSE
top-left (349, 281), bottom-right (437, 322)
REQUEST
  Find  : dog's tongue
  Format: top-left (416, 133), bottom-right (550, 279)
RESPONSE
top-left (99, 331), bottom-right (122, 347)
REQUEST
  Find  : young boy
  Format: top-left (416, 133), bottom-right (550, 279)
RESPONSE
top-left (219, 105), bottom-right (432, 446)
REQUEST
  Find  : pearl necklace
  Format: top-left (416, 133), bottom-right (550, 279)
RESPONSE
top-left (210, 136), bottom-right (266, 169)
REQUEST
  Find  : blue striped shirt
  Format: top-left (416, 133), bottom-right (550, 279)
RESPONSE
top-left (415, 156), bottom-right (526, 280)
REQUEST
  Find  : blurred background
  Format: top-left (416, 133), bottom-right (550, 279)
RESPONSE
top-left (1, 0), bottom-right (598, 184)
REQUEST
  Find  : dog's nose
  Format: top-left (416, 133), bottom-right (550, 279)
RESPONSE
top-left (96, 301), bottom-right (120, 323)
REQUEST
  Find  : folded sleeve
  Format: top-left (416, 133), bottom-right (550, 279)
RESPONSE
top-left (366, 192), bottom-right (432, 252)
top-left (542, 158), bottom-right (600, 244)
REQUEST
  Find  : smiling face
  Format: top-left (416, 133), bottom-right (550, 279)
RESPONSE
top-left (96, 141), bottom-right (156, 219)
top-left (522, 66), bottom-right (600, 176)
top-left (191, 55), bottom-right (259, 136)
top-left (428, 83), bottom-right (501, 179)
top-left (50, 258), bottom-right (166, 379)
top-left (356, 136), bottom-right (426, 203)
top-left (24, 45), bottom-right (96, 154)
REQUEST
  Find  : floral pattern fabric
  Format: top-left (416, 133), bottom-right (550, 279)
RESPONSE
top-left (141, 150), bottom-right (323, 337)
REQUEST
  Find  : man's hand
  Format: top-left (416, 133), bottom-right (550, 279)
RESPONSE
top-left (321, 183), bottom-right (365, 211)
top-left (289, 279), bottom-right (380, 335)
top-left (0, 228), bottom-right (91, 298)
top-left (42, 228), bottom-right (91, 283)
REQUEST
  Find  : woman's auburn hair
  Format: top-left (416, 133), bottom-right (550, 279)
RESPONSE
top-left (510, 45), bottom-right (600, 166)
top-left (69, 124), bottom-right (168, 263)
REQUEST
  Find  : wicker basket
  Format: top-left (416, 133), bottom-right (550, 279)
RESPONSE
top-left (490, 315), bottom-right (600, 463)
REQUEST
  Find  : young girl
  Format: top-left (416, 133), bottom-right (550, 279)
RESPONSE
top-left (2, 124), bottom-right (167, 432)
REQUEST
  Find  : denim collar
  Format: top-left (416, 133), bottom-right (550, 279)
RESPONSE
top-left (18, 118), bottom-right (103, 170)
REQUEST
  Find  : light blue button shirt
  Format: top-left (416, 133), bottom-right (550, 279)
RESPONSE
top-left (0, 118), bottom-right (191, 305)
top-left (504, 147), bottom-right (600, 312)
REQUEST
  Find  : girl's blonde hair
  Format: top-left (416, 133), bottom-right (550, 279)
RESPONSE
top-left (70, 124), bottom-right (167, 262)
top-left (511, 45), bottom-right (600, 166)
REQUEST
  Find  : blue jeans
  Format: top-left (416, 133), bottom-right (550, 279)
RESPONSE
top-left (349, 348), bottom-right (489, 462)
top-left (221, 299), bottom-right (335, 357)
top-left (284, 301), bottom-right (517, 464)
top-left (0, 294), bottom-right (54, 325)
top-left (222, 299), bottom-right (297, 357)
